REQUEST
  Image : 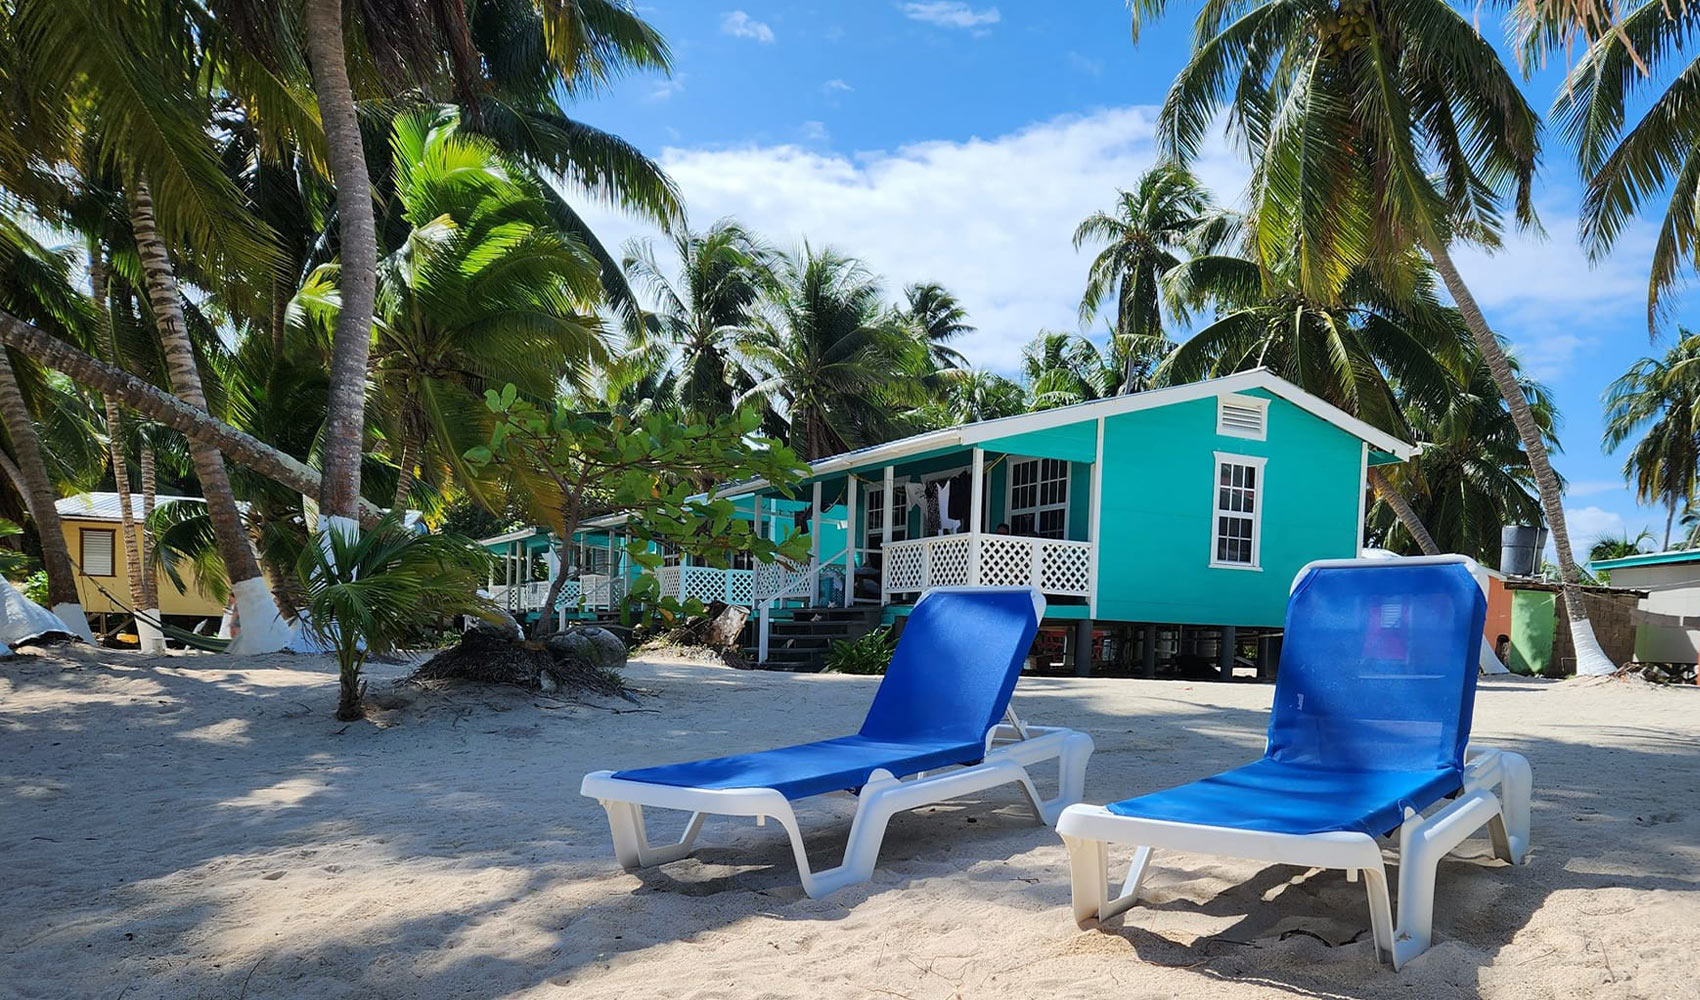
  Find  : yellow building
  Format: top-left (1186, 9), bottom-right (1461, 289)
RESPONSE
top-left (54, 492), bottom-right (227, 626)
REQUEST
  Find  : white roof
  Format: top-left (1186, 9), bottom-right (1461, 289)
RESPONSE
top-left (577, 370), bottom-right (1415, 533)
top-left (55, 492), bottom-right (208, 522)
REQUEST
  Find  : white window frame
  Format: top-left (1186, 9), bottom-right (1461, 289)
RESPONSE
top-left (1006, 457), bottom-right (1070, 540)
top-left (1217, 393), bottom-right (1270, 441)
top-left (80, 527), bottom-right (116, 577)
top-left (862, 482), bottom-right (909, 550)
top-left (1209, 451), bottom-right (1266, 571)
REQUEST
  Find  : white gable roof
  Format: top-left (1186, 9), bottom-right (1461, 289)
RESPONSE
top-left (575, 370), bottom-right (1414, 533)
top-left (55, 492), bottom-right (210, 522)
top-left (794, 368), bottom-right (1415, 481)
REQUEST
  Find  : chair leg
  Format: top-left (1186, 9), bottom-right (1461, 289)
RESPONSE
top-left (1358, 862), bottom-right (1396, 966)
top-left (1037, 731), bottom-right (1094, 825)
top-left (1061, 836), bottom-right (1151, 925)
top-left (1489, 751), bottom-right (1532, 864)
top-left (600, 801), bottom-right (705, 870)
top-left (1061, 834), bottom-right (1111, 925)
top-left (1391, 789), bottom-right (1502, 968)
top-left (772, 771), bottom-right (909, 899)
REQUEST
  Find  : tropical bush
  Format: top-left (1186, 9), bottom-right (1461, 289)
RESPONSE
top-left (825, 627), bottom-right (897, 675)
top-left (296, 516), bottom-right (498, 721)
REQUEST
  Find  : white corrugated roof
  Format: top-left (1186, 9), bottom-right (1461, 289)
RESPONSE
top-left (55, 492), bottom-right (208, 522)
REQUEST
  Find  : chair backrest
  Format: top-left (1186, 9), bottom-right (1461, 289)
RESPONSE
top-left (859, 587), bottom-right (1043, 746)
top-left (1267, 557), bottom-right (1486, 773)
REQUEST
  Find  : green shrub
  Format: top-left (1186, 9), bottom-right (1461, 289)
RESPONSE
top-left (825, 627), bottom-right (897, 675)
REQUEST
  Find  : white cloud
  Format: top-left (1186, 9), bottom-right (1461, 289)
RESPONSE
top-left (799, 120), bottom-right (830, 142)
top-left (1067, 51), bottom-right (1104, 76)
top-left (1567, 478), bottom-right (1629, 499)
top-left (1447, 207), bottom-right (1661, 380)
top-left (902, 2), bottom-right (1001, 29)
top-left (1565, 505), bottom-right (1627, 550)
top-left (720, 10), bottom-right (775, 43)
top-left (646, 74), bottom-right (686, 101)
top-left (822, 78), bottom-right (854, 94)
top-left (571, 106), bottom-right (1245, 372)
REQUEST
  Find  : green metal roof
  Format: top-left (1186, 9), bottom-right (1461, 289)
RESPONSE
top-left (1589, 549), bottom-right (1700, 571)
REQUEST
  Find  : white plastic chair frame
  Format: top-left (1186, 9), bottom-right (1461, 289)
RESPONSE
top-left (1058, 746), bottom-right (1531, 968)
top-left (1056, 555), bottom-right (1533, 969)
top-left (583, 711), bottom-right (1094, 899)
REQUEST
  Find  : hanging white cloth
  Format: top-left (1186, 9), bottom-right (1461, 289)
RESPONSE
top-left (902, 480), bottom-right (926, 511)
top-left (937, 480), bottom-right (960, 533)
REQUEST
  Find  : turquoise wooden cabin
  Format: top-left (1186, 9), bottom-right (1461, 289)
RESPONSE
top-left (496, 370), bottom-right (1415, 676)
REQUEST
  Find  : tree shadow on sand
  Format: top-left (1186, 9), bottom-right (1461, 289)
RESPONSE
top-left (6, 656), bottom-right (1699, 999)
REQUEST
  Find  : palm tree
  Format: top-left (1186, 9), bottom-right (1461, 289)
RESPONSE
top-left (1138, 0), bottom-right (1617, 673)
top-left (0, 219), bottom-right (101, 639)
top-left (1603, 332), bottom-right (1700, 549)
top-left (298, 0), bottom-right (378, 529)
top-left (899, 282), bottom-right (972, 370)
top-left (294, 110), bottom-right (608, 510)
top-left (1158, 246), bottom-right (1478, 553)
top-left (1551, 1), bottom-right (1700, 329)
top-left (1368, 359), bottom-right (1558, 564)
top-left (129, 180), bottom-right (293, 651)
top-left (1074, 163), bottom-right (1232, 392)
top-left (299, 515), bottom-right (495, 720)
top-left (622, 220), bottom-right (770, 419)
top-left (1021, 331), bottom-right (1121, 410)
top-left (916, 369), bottom-right (1026, 428)
top-left (743, 247), bottom-right (909, 460)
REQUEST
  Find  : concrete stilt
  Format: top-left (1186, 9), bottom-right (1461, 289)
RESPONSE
top-left (1219, 625), bottom-right (1237, 681)
top-left (1074, 619), bottom-right (1094, 677)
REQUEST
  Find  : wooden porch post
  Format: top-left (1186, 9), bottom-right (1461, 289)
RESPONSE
top-left (968, 447), bottom-right (984, 585)
top-left (811, 480), bottom-right (822, 568)
top-left (844, 475), bottom-right (857, 607)
top-left (1088, 418), bottom-right (1104, 617)
top-left (883, 464), bottom-right (895, 603)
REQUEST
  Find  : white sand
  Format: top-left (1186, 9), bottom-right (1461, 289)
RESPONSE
top-left (3, 645), bottom-right (1699, 999)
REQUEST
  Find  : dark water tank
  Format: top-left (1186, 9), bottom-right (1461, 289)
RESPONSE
top-left (1500, 525), bottom-right (1548, 576)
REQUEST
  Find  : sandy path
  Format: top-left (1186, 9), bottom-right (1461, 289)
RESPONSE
top-left (2, 645), bottom-right (1698, 999)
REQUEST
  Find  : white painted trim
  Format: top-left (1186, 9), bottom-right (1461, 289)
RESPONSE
top-left (1357, 441), bottom-right (1370, 554)
top-left (844, 475), bottom-right (857, 608)
top-left (1215, 393), bottom-right (1270, 441)
top-left (572, 371), bottom-right (1414, 533)
top-left (1004, 455), bottom-right (1072, 539)
top-left (1209, 451), bottom-right (1268, 571)
top-left (1088, 418), bottom-right (1104, 618)
top-left (955, 369), bottom-right (1414, 459)
top-left (811, 480), bottom-right (822, 567)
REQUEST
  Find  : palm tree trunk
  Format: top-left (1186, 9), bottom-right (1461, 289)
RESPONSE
top-left (130, 179), bottom-right (289, 654)
top-left (0, 348), bottom-right (94, 641)
top-left (1367, 467), bottom-right (1440, 555)
top-left (1664, 496), bottom-right (1676, 552)
top-left (303, 0), bottom-right (378, 526)
top-left (1425, 237), bottom-right (1615, 675)
top-left (139, 441), bottom-right (159, 612)
top-left (391, 436), bottom-right (416, 512)
top-left (0, 307), bottom-right (380, 522)
top-left (90, 250), bottom-right (145, 610)
top-left (136, 438), bottom-right (164, 652)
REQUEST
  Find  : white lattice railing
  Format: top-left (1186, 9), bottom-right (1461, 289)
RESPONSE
top-left (881, 533), bottom-right (1093, 601)
top-left (651, 565), bottom-right (758, 606)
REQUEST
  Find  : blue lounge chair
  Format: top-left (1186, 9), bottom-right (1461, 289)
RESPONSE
top-left (1057, 556), bottom-right (1532, 968)
top-left (581, 587), bottom-right (1094, 898)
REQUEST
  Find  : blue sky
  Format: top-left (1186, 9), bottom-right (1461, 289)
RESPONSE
top-left (574, 2), bottom-right (1700, 555)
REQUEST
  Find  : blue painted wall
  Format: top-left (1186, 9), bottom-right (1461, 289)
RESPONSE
top-left (1094, 390), bottom-right (1364, 627)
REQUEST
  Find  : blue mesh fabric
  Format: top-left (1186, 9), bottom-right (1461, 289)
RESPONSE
top-left (859, 589), bottom-right (1041, 746)
top-left (1107, 561), bottom-right (1487, 836)
top-left (613, 588), bottom-right (1041, 801)
top-left (1265, 561), bottom-right (1486, 773)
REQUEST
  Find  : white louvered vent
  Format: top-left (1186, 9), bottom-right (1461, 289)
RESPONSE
top-left (1217, 395), bottom-right (1268, 440)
